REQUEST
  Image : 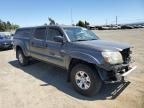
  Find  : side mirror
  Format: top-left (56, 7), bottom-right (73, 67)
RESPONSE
top-left (53, 36), bottom-right (64, 43)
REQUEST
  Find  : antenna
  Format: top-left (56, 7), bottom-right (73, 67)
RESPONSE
top-left (105, 19), bottom-right (108, 25)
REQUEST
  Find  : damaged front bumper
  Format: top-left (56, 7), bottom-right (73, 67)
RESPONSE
top-left (121, 65), bottom-right (137, 77)
top-left (97, 62), bottom-right (137, 83)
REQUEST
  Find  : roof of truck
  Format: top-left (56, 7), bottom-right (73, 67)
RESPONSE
top-left (17, 25), bottom-right (81, 30)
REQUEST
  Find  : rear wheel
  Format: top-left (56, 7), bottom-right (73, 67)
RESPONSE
top-left (17, 49), bottom-right (29, 66)
top-left (71, 64), bottom-right (102, 96)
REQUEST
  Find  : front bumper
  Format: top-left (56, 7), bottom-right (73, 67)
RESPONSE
top-left (97, 62), bottom-right (137, 83)
top-left (0, 44), bottom-right (13, 49)
top-left (121, 65), bottom-right (137, 76)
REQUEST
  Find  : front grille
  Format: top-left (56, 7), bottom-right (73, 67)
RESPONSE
top-left (120, 48), bottom-right (131, 64)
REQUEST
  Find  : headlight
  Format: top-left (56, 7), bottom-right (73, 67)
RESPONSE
top-left (102, 51), bottom-right (123, 64)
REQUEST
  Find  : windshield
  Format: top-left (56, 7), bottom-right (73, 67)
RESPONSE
top-left (64, 27), bottom-right (99, 42)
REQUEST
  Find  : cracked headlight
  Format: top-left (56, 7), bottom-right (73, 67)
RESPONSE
top-left (102, 51), bottom-right (123, 64)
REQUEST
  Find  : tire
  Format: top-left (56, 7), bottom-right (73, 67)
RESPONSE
top-left (71, 64), bottom-right (102, 96)
top-left (17, 49), bottom-right (29, 66)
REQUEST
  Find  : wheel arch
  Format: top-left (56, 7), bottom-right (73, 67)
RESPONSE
top-left (15, 45), bottom-right (29, 58)
top-left (66, 51), bottom-right (101, 70)
top-left (67, 57), bottom-right (101, 82)
top-left (16, 45), bottom-right (23, 58)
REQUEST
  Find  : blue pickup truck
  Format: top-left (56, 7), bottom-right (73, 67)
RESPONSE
top-left (13, 25), bottom-right (136, 96)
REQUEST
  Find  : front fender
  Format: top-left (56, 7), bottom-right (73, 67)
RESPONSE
top-left (65, 51), bottom-right (103, 70)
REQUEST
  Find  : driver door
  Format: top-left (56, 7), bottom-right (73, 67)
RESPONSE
top-left (45, 27), bottom-right (65, 67)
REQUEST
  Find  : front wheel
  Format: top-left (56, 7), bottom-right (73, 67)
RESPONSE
top-left (71, 64), bottom-right (102, 96)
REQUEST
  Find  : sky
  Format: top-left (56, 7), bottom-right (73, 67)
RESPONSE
top-left (0, 0), bottom-right (144, 27)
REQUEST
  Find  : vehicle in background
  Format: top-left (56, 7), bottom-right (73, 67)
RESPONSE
top-left (88, 26), bottom-right (104, 30)
top-left (99, 25), bottom-right (121, 30)
top-left (87, 25), bottom-right (96, 30)
top-left (111, 25), bottom-right (121, 30)
top-left (101, 26), bottom-right (111, 30)
top-left (136, 25), bottom-right (144, 28)
top-left (88, 23), bottom-right (144, 30)
top-left (0, 35), bottom-right (13, 50)
top-left (132, 25), bottom-right (140, 28)
top-left (121, 25), bottom-right (134, 29)
top-left (141, 25), bottom-right (144, 28)
top-left (89, 25), bottom-right (121, 30)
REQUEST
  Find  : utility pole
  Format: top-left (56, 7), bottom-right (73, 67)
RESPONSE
top-left (71, 8), bottom-right (74, 25)
top-left (105, 19), bottom-right (108, 25)
top-left (116, 16), bottom-right (117, 25)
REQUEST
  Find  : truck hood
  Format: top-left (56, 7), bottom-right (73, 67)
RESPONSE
top-left (74, 40), bottom-right (132, 51)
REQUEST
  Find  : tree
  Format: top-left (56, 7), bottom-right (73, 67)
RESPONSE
top-left (84, 21), bottom-right (90, 27)
top-left (48, 17), bottom-right (56, 25)
top-left (7, 21), bottom-right (11, 30)
top-left (0, 20), bottom-right (5, 31)
top-left (0, 19), bottom-right (19, 31)
top-left (76, 20), bottom-right (90, 28)
top-left (1, 22), bottom-right (6, 31)
top-left (76, 20), bottom-right (85, 27)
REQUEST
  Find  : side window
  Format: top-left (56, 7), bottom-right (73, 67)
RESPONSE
top-left (15, 29), bottom-right (33, 37)
top-left (23, 29), bottom-right (33, 37)
top-left (47, 28), bottom-right (63, 41)
top-left (34, 27), bottom-right (46, 40)
top-left (15, 29), bottom-right (25, 37)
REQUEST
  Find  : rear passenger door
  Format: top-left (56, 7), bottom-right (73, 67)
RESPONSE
top-left (30, 27), bottom-right (47, 60)
top-left (45, 27), bottom-right (65, 67)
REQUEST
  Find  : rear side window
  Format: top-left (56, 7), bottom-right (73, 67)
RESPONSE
top-left (47, 28), bottom-right (63, 41)
top-left (34, 27), bottom-right (46, 40)
top-left (15, 28), bottom-right (33, 37)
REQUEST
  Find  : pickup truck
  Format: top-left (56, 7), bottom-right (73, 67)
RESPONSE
top-left (14, 25), bottom-right (136, 96)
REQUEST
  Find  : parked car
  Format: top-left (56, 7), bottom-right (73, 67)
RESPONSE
top-left (0, 35), bottom-right (13, 50)
top-left (96, 26), bottom-right (103, 30)
top-left (142, 25), bottom-right (144, 28)
top-left (111, 25), bottom-right (121, 30)
top-left (121, 25), bottom-right (134, 29)
top-left (101, 26), bottom-right (111, 30)
top-left (135, 25), bottom-right (144, 28)
top-left (13, 25), bottom-right (137, 96)
top-left (88, 25), bottom-right (96, 30)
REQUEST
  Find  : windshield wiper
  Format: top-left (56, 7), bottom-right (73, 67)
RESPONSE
top-left (88, 39), bottom-right (97, 40)
top-left (74, 39), bottom-right (97, 42)
top-left (75, 39), bottom-right (87, 41)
